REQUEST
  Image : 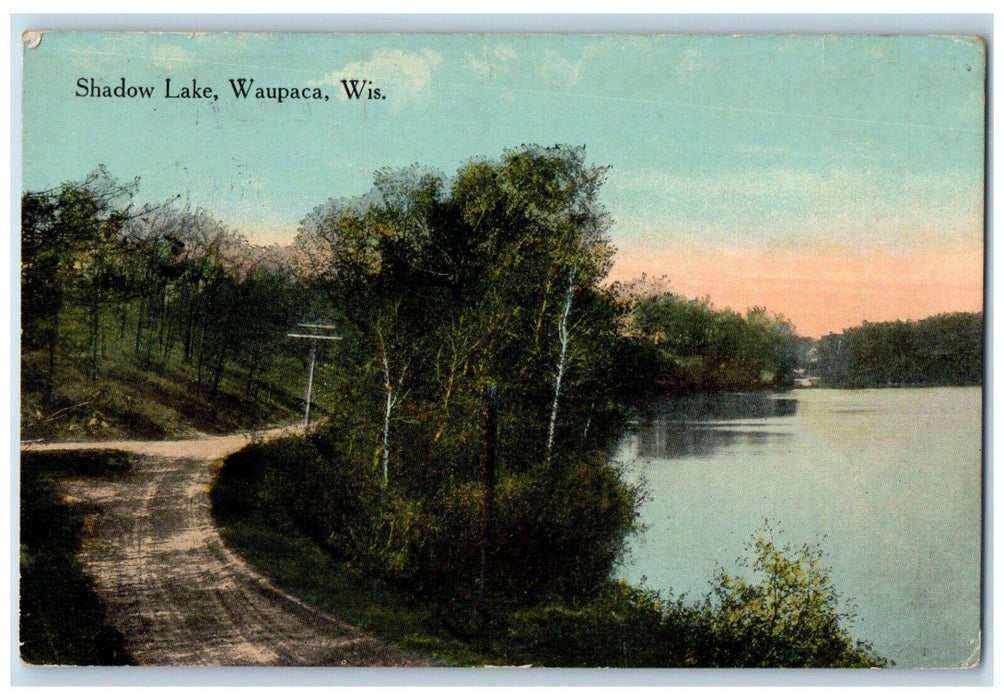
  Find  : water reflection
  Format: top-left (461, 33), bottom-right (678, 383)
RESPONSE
top-left (620, 387), bottom-right (982, 668)
top-left (632, 393), bottom-right (797, 460)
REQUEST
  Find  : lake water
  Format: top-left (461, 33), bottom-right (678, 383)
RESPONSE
top-left (614, 387), bottom-right (982, 668)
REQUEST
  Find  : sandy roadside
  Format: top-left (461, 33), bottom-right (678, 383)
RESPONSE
top-left (21, 427), bottom-right (426, 666)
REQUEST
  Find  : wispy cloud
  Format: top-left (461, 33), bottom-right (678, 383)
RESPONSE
top-left (674, 47), bottom-right (707, 81)
top-left (538, 49), bottom-right (586, 88)
top-left (314, 48), bottom-right (443, 102)
top-left (464, 42), bottom-right (604, 91)
top-left (464, 42), bottom-right (518, 78)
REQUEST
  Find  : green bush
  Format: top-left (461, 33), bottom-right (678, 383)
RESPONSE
top-left (497, 581), bottom-right (683, 667)
top-left (699, 531), bottom-right (887, 668)
top-left (213, 431), bottom-right (640, 609)
top-left (492, 532), bottom-right (888, 669)
top-left (212, 443), bottom-right (887, 668)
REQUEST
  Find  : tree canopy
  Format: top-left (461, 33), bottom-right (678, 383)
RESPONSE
top-left (814, 313), bottom-right (983, 387)
top-left (284, 145), bottom-right (636, 602)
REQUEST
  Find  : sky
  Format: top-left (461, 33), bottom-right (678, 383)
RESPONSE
top-left (20, 32), bottom-right (985, 337)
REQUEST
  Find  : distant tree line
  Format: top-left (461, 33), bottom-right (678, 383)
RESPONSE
top-left (814, 313), bottom-right (983, 388)
top-left (615, 280), bottom-right (801, 397)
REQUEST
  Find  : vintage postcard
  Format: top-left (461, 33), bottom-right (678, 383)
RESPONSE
top-left (17, 31), bottom-right (985, 671)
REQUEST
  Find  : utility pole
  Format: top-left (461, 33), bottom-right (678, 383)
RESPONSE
top-left (477, 383), bottom-right (498, 620)
top-left (287, 323), bottom-right (341, 429)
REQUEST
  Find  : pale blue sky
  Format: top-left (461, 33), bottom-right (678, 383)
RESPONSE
top-left (21, 32), bottom-right (985, 335)
top-left (22, 32), bottom-right (984, 246)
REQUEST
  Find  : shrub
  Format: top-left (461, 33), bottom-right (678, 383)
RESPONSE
top-left (213, 430), bottom-right (640, 610)
top-left (487, 531), bottom-right (889, 668)
top-left (700, 530), bottom-right (887, 668)
top-left (498, 581), bottom-right (687, 667)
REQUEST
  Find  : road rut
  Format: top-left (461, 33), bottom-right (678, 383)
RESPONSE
top-left (27, 432), bottom-right (424, 666)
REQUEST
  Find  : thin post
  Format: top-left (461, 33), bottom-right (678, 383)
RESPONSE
top-left (288, 323), bottom-right (341, 430)
top-left (304, 337), bottom-right (317, 428)
top-left (477, 383), bottom-right (498, 619)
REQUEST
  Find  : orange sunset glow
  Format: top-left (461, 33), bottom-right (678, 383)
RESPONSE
top-left (609, 242), bottom-right (984, 338)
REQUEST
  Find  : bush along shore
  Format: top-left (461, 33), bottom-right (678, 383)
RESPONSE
top-left (212, 431), bottom-right (887, 668)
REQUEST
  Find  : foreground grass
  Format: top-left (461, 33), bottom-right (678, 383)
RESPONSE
top-left (217, 519), bottom-right (494, 666)
top-left (19, 451), bottom-right (135, 665)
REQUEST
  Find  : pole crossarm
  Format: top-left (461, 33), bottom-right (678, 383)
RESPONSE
top-left (287, 324), bottom-right (342, 428)
top-left (287, 333), bottom-right (343, 340)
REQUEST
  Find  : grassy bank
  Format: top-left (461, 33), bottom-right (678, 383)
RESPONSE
top-left (21, 338), bottom-right (305, 442)
top-left (217, 518), bottom-right (487, 666)
top-left (211, 436), bottom-right (888, 668)
top-left (19, 450), bottom-right (135, 665)
top-left (215, 515), bottom-right (709, 667)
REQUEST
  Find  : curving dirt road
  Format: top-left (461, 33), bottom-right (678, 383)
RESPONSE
top-left (24, 429), bottom-right (425, 666)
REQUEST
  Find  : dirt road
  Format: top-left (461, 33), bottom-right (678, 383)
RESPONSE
top-left (24, 430), bottom-right (424, 666)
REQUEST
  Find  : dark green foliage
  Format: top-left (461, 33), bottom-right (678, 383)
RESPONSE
top-left (21, 449), bottom-right (133, 479)
top-left (212, 433), bottom-right (385, 557)
top-left (496, 582), bottom-right (691, 667)
top-left (273, 145), bottom-right (640, 606)
top-left (494, 532), bottom-right (888, 668)
top-left (212, 428), bottom-right (640, 607)
top-left (492, 531), bottom-right (885, 668)
top-left (20, 190), bottom-right (60, 356)
top-left (21, 169), bottom-right (141, 390)
top-left (21, 172), bottom-right (324, 440)
top-left (815, 313), bottom-right (983, 387)
top-left (622, 286), bottom-right (800, 395)
top-left (484, 530), bottom-right (886, 667)
top-left (19, 451), bottom-right (134, 665)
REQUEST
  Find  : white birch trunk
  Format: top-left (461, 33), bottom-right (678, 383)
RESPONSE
top-left (381, 347), bottom-right (393, 489)
top-left (377, 330), bottom-right (406, 491)
top-left (545, 266), bottom-right (576, 464)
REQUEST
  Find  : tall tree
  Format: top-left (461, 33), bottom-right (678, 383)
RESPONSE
top-left (295, 145), bottom-right (621, 489)
top-left (22, 168), bottom-right (143, 389)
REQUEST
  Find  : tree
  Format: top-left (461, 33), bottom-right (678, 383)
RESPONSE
top-left (297, 146), bottom-right (620, 484)
top-left (624, 289), bottom-right (798, 393)
top-left (21, 190), bottom-right (61, 402)
top-left (814, 313), bottom-right (983, 388)
top-left (290, 145), bottom-right (638, 602)
top-left (21, 168), bottom-right (144, 392)
top-left (296, 169), bottom-right (445, 490)
top-left (703, 529), bottom-right (886, 667)
top-left (22, 170), bottom-right (323, 437)
top-left (445, 146), bottom-right (617, 467)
